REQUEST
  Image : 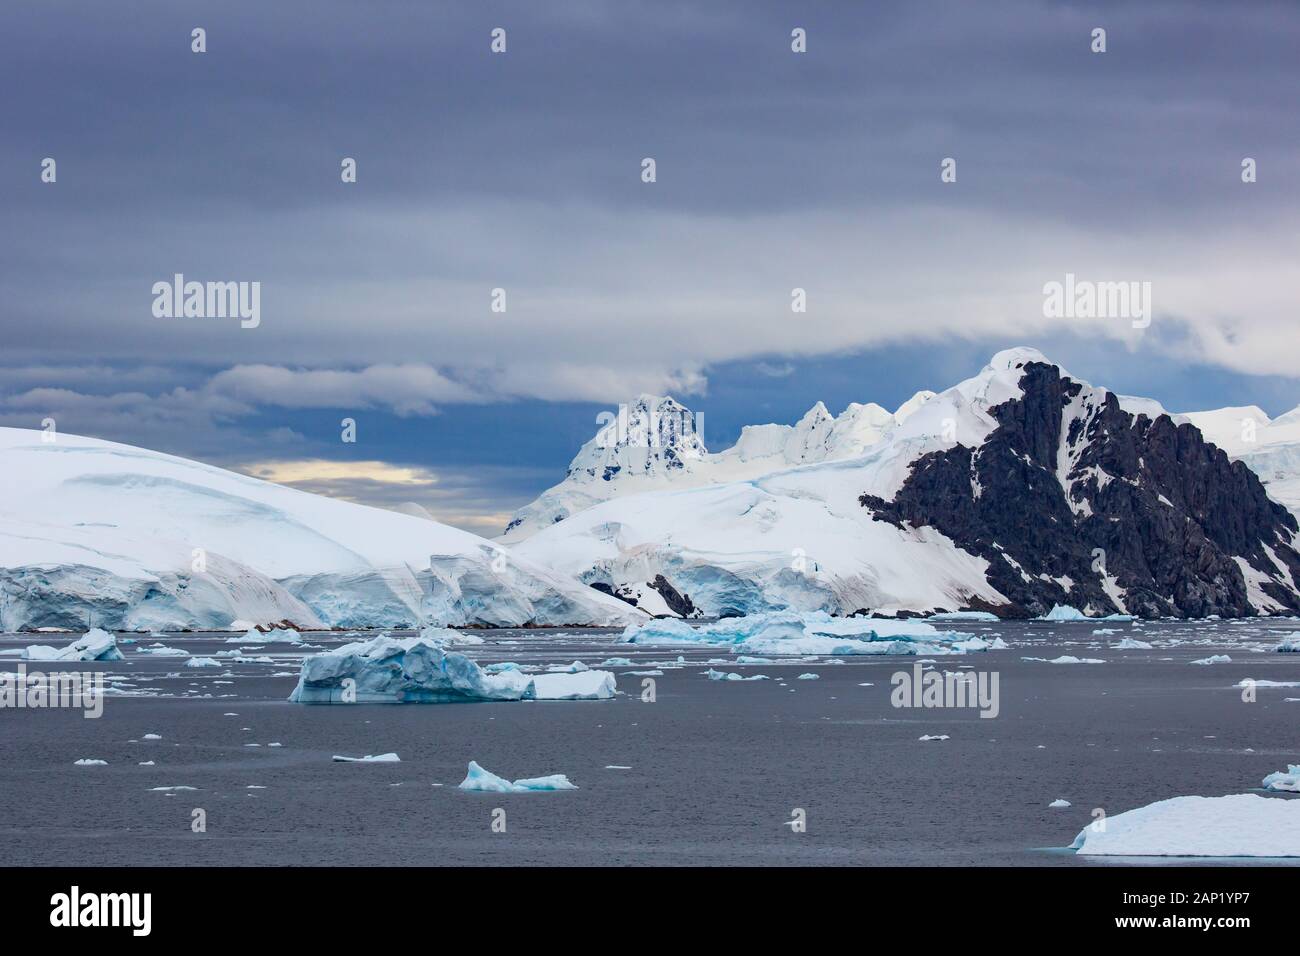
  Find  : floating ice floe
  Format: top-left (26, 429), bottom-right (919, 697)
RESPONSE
top-left (1040, 605), bottom-right (1133, 622)
top-left (135, 644), bottom-right (189, 657)
top-left (458, 760), bottom-right (577, 792)
top-left (74, 758), bottom-right (107, 766)
top-left (332, 753), bottom-right (400, 763)
top-left (1022, 656), bottom-right (1106, 664)
top-left (185, 657), bottom-right (221, 668)
top-left (1071, 794), bottom-right (1300, 856)
top-left (1263, 765), bottom-right (1300, 793)
top-left (918, 734), bottom-right (949, 741)
top-left (290, 631), bottom-right (615, 703)
top-left (225, 626), bottom-right (303, 644)
top-left (796, 673), bottom-right (820, 680)
top-left (23, 629), bottom-right (123, 662)
top-left (618, 610), bottom-right (986, 657)
top-left (215, 651), bottom-right (273, 663)
top-left (1049, 799), bottom-right (1071, 808)
top-left (704, 669), bottom-right (769, 681)
top-left (1115, 637), bottom-right (1153, 649)
top-left (928, 610), bottom-right (1000, 622)
top-left (1276, 634), bottom-right (1300, 653)
top-left (547, 660), bottom-right (589, 673)
top-left (1190, 655), bottom-right (1231, 665)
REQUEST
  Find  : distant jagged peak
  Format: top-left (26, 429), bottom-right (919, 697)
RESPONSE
top-left (566, 394), bottom-right (707, 482)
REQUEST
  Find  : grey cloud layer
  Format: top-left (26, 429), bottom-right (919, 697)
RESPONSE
top-left (3, 1), bottom-right (1299, 395)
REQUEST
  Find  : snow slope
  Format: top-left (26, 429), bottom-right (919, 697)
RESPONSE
top-left (511, 351), bottom-right (1037, 616)
top-left (0, 428), bottom-right (640, 631)
top-left (501, 390), bottom-right (937, 542)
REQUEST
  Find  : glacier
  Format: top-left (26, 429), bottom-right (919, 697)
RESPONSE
top-left (1071, 794), bottom-right (1300, 856)
top-left (617, 610), bottom-right (986, 656)
top-left (0, 427), bottom-right (641, 631)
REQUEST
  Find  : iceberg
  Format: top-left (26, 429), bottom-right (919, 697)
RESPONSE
top-left (22, 629), bottom-right (123, 662)
top-left (1262, 765), bottom-right (1300, 793)
top-left (1071, 794), bottom-right (1300, 857)
top-left (530, 670), bottom-right (618, 700)
top-left (1115, 637), bottom-right (1153, 649)
top-left (1041, 605), bottom-right (1087, 621)
top-left (289, 633), bottom-right (616, 703)
top-left (458, 760), bottom-right (577, 792)
top-left (1190, 655), bottom-right (1231, 665)
top-left (1049, 799), bottom-right (1071, 808)
top-left (1276, 634), bottom-right (1300, 653)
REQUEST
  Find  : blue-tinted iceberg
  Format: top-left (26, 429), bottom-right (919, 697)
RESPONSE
top-left (289, 630), bottom-right (616, 703)
top-left (1263, 765), bottom-right (1300, 793)
top-left (458, 760), bottom-right (577, 792)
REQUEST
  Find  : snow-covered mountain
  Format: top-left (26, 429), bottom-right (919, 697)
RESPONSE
top-left (0, 428), bottom-right (641, 632)
top-left (501, 389), bottom-right (937, 541)
top-left (511, 349), bottom-right (1300, 619)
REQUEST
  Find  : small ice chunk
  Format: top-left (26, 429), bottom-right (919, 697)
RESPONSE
top-left (74, 758), bottom-right (107, 766)
top-left (795, 673), bottom-right (820, 680)
top-left (332, 753), bottom-right (400, 763)
top-left (1049, 799), bottom-right (1072, 808)
top-left (918, 734), bottom-right (950, 741)
top-left (1115, 637), bottom-right (1153, 649)
top-left (1190, 655), bottom-right (1231, 665)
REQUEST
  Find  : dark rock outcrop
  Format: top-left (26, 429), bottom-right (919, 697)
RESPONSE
top-left (860, 360), bottom-right (1300, 619)
top-left (647, 574), bottom-right (695, 618)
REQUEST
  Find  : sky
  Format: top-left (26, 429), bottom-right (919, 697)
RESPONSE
top-left (3, 0), bottom-right (1299, 535)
